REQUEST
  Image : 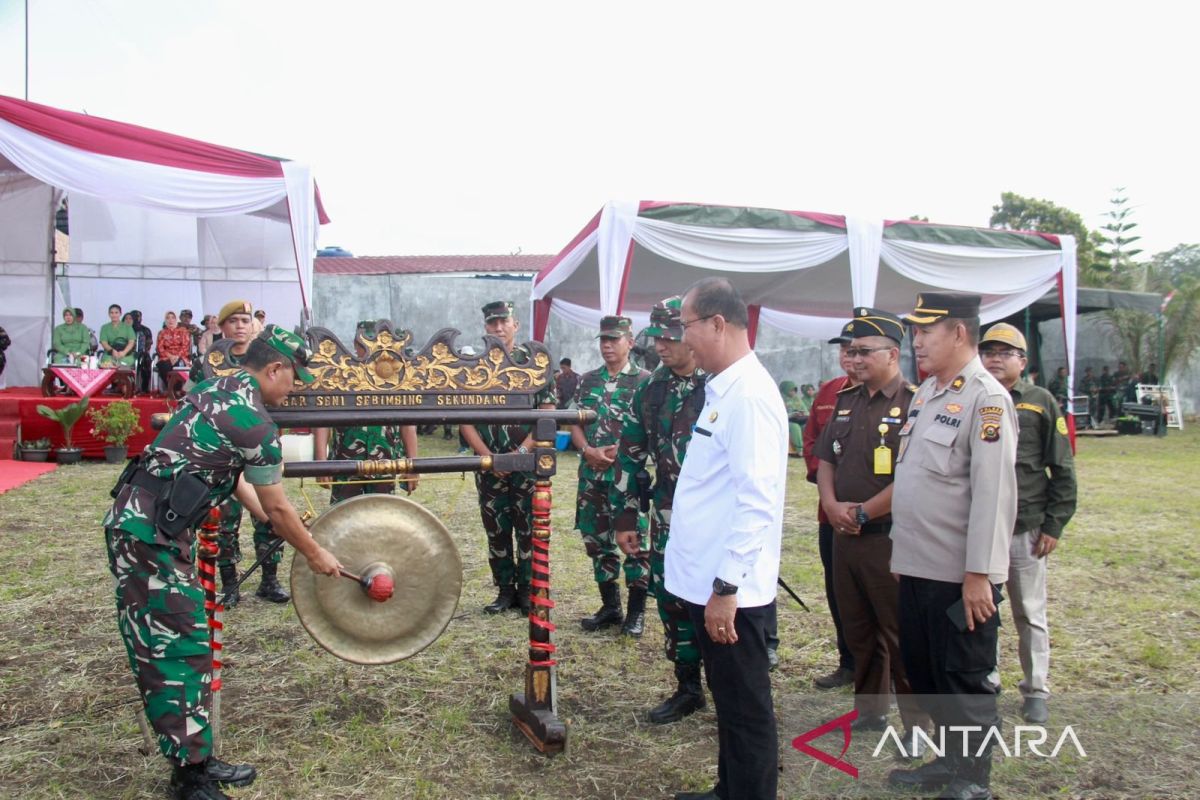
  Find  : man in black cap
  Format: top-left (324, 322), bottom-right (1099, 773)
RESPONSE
top-left (887, 292), bottom-right (1017, 800)
top-left (803, 327), bottom-right (860, 688)
top-left (570, 315), bottom-right (651, 635)
top-left (461, 301), bottom-right (557, 614)
top-left (815, 308), bottom-right (930, 752)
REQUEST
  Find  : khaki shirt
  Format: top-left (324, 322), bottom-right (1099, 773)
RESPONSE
top-left (890, 356), bottom-right (1017, 584)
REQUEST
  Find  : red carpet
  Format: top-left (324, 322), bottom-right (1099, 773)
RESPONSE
top-left (0, 459), bottom-right (58, 494)
top-left (0, 387), bottom-right (168, 459)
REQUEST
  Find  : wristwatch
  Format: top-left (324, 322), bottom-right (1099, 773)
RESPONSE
top-left (855, 504), bottom-right (870, 526)
top-left (712, 577), bottom-right (739, 596)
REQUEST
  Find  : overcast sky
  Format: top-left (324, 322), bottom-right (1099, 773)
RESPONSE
top-left (1, 0), bottom-right (1194, 258)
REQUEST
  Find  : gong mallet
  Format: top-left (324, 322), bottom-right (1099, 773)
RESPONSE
top-left (777, 576), bottom-right (810, 611)
top-left (338, 563), bottom-right (395, 603)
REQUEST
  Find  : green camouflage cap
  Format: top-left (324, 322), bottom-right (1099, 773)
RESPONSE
top-left (482, 300), bottom-right (515, 322)
top-left (643, 296), bottom-right (684, 341)
top-left (597, 315), bottom-right (634, 339)
top-left (258, 324), bottom-right (315, 383)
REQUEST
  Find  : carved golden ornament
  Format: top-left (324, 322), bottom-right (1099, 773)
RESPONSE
top-left (538, 454), bottom-right (555, 472)
top-left (533, 670), bottom-right (549, 702)
top-left (296, 323), bottom-right (552, 396)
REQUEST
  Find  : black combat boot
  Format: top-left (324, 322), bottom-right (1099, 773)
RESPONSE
top-left (170, 761), bottom-right (230, 800)
top-left (205, 756), bottom-right (257, 788)
top-left (938, 752), bottom-right (993, 800)
top-left (620, 586), bottom-right (647, 637)
top-left (516, 584), bottom-right (532, 615)
top-left (648, 663), bottom-right (706, 724)
top-left (485, 584), bottom-right (517, 614)
top-left (580, 581), bottom-right (623, 631)
top-left (218, 564), bottom-right (239, 609)
top-left (888, 756), bottom-right (956, 791)
top-left (255, 561), bottom-right (290, 603)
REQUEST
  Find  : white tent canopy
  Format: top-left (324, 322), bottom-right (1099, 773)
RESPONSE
top-left (532, 200), bottom-right (1078, 415)
top-left (0, 94), bottom-right (328, 387)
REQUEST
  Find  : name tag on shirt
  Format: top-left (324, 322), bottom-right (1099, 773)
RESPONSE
top-left (693, 426), bottom-right (713, 437)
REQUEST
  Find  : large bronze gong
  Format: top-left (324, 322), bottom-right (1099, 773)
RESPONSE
top-left (290, 494), bottom-right (462, 665)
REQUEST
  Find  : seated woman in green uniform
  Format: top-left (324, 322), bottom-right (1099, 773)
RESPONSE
top-left (779, 379), bottom-right (812, 455)
top-left (98, 303), bottom-right (137, 367)
top-left (51, 308), bottom-right (91, 364)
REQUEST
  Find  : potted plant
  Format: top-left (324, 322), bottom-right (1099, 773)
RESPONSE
top-left (18, 437), bottom-right (53, 462)
top-left (36, 397), bottom-right (89, 464)
top-left (88, 400), bottom-right (144, 463)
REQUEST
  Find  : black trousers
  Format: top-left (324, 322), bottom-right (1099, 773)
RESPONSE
top-left (818, 522), bottom-right (854, 669)
top-left (687, 601), bottom-right (777, 800)
top-left (897, 576), bottom-right (1001, 755)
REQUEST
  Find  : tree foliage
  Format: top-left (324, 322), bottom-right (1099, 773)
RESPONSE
top-left (1102, 244), bottom-right (1200, 376)
top-left (989, 192), bottom-right (1108, 286)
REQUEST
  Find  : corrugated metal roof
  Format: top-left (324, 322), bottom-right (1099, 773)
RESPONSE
top-left (314, 254), bottom-right (554, 276)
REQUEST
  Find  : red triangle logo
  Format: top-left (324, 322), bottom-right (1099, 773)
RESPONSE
top-left (791, 709), bottom-right (858, 779)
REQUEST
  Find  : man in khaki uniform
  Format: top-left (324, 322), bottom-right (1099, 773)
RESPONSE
top-left (978, 323), bottom-right (1076, 725)
top-left (887, 292), bottom-right (1017, 800)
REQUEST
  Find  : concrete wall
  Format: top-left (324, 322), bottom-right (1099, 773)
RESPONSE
top-left (313, 273), bottom-right (1195, 415)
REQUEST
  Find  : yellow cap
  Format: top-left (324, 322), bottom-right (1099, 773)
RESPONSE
top-left (979, 322), bottom-right (1027, 352)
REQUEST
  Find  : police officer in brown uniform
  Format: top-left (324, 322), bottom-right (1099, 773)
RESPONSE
top-left (887, 293), bottom-right (1017, 800)
top-left (815, 308), bottom-right (931, 752)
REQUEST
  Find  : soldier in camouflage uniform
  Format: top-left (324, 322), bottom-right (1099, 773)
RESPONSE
top-left (571, 315), bottom-right (651, 635)
top-left (313, 323), bottom-right (419, 503)
top-left (198, 301), bottom-right (291, 605)
top-left (460, 301), bottom-right (557, 615)
top-left (612, 298), bottom-right (709, 721)
top-left (104, 326), bottom-right (341, 800)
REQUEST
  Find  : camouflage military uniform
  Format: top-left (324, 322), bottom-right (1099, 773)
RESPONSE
top-left (326, 425), bottom-right (409, 504)
top-left (574, 360), bottom-right (650, 587)
top-left (198, 340), bottom-right (283, 571)
top-left (103, 371), bottom-right (284, 766)
top-left (611, 364), bottom-right (705, 663)
top-left (475, 348), bottom-right (557, 589)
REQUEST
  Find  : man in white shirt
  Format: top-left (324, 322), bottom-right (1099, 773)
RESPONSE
top-left (665, 278), bottom-right (788, 800)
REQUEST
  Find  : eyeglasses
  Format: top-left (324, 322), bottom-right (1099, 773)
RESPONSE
top-left (845, 346), bottom-right (893, 358)
top-left (680, 314), bottom-right (715, 329)
top-left (979, 349), bottom-right (1024, 360)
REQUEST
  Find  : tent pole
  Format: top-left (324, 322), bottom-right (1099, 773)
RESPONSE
top-left (1024, 306), bottom-right (1033, 379)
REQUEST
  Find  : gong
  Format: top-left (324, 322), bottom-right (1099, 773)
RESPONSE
top-left (290, 493), bottom-right (462, 665)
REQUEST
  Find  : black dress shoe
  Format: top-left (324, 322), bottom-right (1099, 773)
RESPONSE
top-left (888, 757), bottom-right (955, 790)
top-left (850, 713), bottom-right (887, 732)
top-left (1021, 696), bottom-right (1049, 723)
top-left (813, 666), bottom-right (853, 689)
top-left (674, 790), bottom-right (718, 800)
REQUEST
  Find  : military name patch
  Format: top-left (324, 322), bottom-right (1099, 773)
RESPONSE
top-left (934, 413), bottom-right (962, 428)
top-left (1016, 402), bottom-right (1045, 414)
top-left (979, 405), bottom-right (1004, 443)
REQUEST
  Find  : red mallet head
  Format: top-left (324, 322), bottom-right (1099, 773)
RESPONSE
top-left (364, 572), bottom-right (394, 603)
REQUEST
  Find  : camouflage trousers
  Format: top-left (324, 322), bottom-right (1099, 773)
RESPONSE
top-left (650, 509), bottom-right (700, 666)
top-left (215, 498), bottom-right (283, 568)
top-left (575, 474), bottom-right (649, 589)
top-left (105, 527), bottom-right (212, 766)
top-left (475, 470), bottom-right (534, 587)
top-left (330, 477), bottom-right (395, 505)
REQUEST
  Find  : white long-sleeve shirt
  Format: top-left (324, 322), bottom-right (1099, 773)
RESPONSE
top-left (665, 352), bottom-right (788, 607)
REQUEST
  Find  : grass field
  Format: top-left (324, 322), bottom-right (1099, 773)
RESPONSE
top-left (0, 426), bottom-right (1197, 799)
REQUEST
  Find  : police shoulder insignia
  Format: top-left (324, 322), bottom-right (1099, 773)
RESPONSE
top-left (950, 376), bottom-right (966, 392)
top-left (1056, 416), bottom-right (1068, 435)
top-left (979, 405), bottom-right (1003, 443)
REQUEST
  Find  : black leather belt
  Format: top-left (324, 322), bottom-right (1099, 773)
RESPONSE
top-left (859, 522), bottom-right (892, 535)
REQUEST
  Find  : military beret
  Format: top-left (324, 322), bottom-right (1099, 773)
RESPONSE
top-left (217, 300), bottom-right (253, 326)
